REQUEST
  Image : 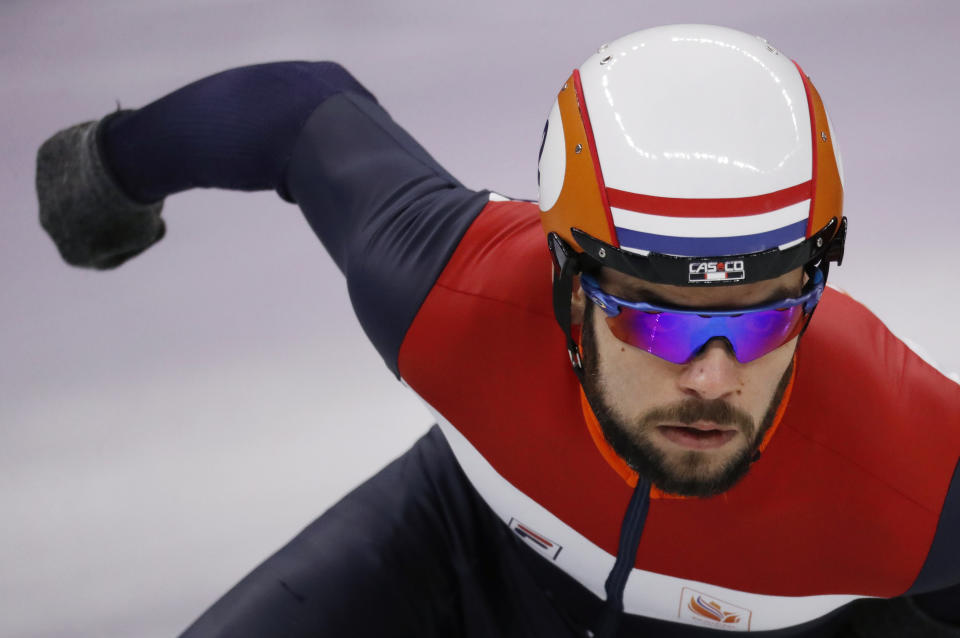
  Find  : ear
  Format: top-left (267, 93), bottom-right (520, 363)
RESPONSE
top-left (570, 275), bottom-right (586, 326)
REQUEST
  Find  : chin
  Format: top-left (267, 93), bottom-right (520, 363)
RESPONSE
top-left (663, 447), bottom-right (740, 475)
top-left (659, 447), bottom-right (749, 488)
top-left (614, 429), bottom-right (758, 498)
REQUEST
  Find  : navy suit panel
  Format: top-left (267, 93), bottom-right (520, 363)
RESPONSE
top-left (178, 427), bottom-right (576, 638)
top-left (909, 459), bottom-right (960, 623)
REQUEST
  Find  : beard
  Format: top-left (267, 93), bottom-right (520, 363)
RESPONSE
top-left (581, 304), bottom-right (794, 498)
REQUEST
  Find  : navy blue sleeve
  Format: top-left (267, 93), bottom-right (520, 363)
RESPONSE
top-left (102, 61), bottom-right (376, 202)
top-left (100, 61), bottom-right (490, 376)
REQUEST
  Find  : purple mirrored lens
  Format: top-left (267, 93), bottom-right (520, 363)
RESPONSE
top-left (607, 306), bottom-right (806, 364)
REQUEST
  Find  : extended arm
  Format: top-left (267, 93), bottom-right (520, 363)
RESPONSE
top-left (36, 61), bottom-right (490, 374)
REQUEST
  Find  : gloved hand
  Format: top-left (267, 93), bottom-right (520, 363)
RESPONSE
top-left (35, 112), bottom-right (165, 269)
top-left (841, 596), bottom-right (960, 638)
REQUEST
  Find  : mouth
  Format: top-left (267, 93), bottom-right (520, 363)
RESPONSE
top-left (655, 421), bottom-right (739, 451)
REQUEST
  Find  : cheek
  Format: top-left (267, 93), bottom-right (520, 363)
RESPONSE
top-left (592, 316), bottom-right (678, 403)
top-left (741, 338), bottom-right (797, 403)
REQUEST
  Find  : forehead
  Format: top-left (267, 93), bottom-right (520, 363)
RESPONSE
top-left (597, 266), bottom-right (805, 308)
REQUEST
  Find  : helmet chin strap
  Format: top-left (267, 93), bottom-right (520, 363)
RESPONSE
top-left (548, 233), bottom-right (586, 382)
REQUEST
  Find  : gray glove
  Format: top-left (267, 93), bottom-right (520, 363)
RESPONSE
top-left (36, 112), bottom-right (165, 269)
top-left (844, 596), bottom-right (960, 638)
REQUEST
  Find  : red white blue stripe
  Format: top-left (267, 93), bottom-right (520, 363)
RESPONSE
top-left (607, 183), bottom-right (812, 257)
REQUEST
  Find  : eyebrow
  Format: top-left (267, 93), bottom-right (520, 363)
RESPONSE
top-left (613, 283), bottom-right (801, 308)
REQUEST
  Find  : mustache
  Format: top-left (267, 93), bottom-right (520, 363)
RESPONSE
top-left (638, 398), bottom-right (755, 436)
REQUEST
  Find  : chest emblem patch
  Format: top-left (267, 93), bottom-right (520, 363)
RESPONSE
top-left (508, 518), bottom-right (562, 560)
top-left (679, 587), bottom-right (753, 631)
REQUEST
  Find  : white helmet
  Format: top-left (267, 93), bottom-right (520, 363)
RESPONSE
top-left (539, 24), bottom-right (846, 288)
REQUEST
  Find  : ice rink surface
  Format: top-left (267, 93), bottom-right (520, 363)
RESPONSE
top-left (2, 1), bottom-right (959, 636)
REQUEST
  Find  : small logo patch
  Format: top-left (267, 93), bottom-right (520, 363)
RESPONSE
top-left (678, 587), bottom-right (752, 631)
top-left (689, 260), bottom-right (746, 283)
top-left (508, 518), bottom-right (562, 560)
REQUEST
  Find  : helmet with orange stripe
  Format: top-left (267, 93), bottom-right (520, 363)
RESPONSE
top-left (539, 24), bottom-right (847, 373)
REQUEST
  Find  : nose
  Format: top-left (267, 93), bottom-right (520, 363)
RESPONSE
top-left (677, 338), bottom-right (742, 401)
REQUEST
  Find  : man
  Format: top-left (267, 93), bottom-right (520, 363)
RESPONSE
top-left (35, 24), bottom-right (959, 637)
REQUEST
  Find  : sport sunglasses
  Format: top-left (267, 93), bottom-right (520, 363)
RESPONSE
top-left (579, 269), bottom-right (825, 364)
